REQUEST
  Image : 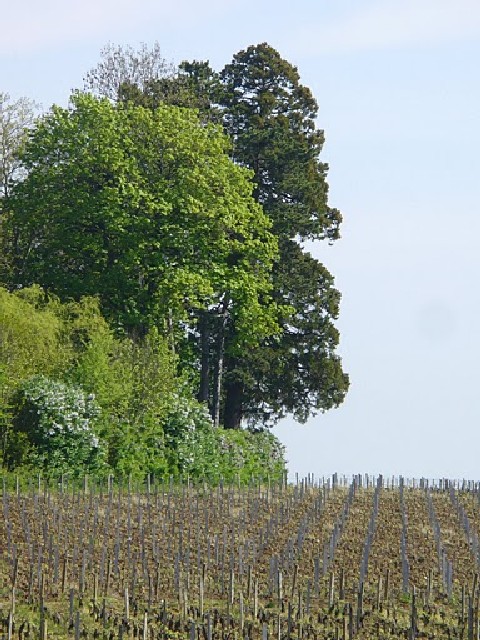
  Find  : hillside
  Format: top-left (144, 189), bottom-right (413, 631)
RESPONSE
top-left (1, 475), bottom-right (479, 638)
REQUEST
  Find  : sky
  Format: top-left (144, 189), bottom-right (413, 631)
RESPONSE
top-left (3, 0), bottom-right (480, 481)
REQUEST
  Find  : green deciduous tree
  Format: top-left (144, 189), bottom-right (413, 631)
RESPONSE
top-left (0, 92), bottom-right (38, 201)
top-left (83, 42), bottom-right (176, 102)
top-left (6, 93), bottom-right (280, 421)
top-left (9, 375), bottom-right (106, 477)
top-left (0, 93), bottom-right (39, 285)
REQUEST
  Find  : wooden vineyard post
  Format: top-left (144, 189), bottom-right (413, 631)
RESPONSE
top-left (329, 571), bottom-right (335, 609)
top-left (384, 568), bottom-right (390, 602)
top-left (102, 597), bottom-right (107, 631)
top-left (74, 611), bottom-right (80, 640)
top-left (239, 590), bottom-right (245, 634)
top-left (277, 570), bottom-right (283, 608)
top-left (104, 557), bottom-right (111, 598)
top-left (356, 582), bottom-right (364, 631)
top-left (199, 572), bottom-right (204, 618)
top-left (7, 611), bottom-right (13, 640)
top-left (376, 575), bottom-right (382, 610)
top-left (68, 589), bottom-right (74, 628)
top-left (206, 613), bottom-right (212, 640)
top-left (11, 557), bottom-right (18, 615)
top-left (39, 573), bottom-right (46, 640)
top-left (93, 571), bottom-right (98, 607)
top-left (476, 598), bottom-right (480, 640)
top-left (183, 586), bottom-right (189, 620)
top-left (314, 557), bottom-right (320, 597)
top-left (426, 568), bottom-right (432, 605)
top-left (468, 595), bottom-right (474, 640)
top-left (124, 587), bottom-right (129, 621)
top-left (291, 564), bottom-right (298, 600)
top-left (262, 621), bottom-right (269, 640)
top-left (143, 611), bottom-right (148, 640)
top-left (410, 586), bottom-right (417, 640)
top-left (229, 567), bottom-right (235, 606)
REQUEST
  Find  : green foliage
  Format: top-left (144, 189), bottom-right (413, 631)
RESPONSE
top-left (0, 285), bottom-right (69, 455)
top-left (70, 326), bottom-right (175, 432)
top-left (162, 392), bottom-right (286, 482)
top-left (89, 330), bottom-right (176, 479)
top-left (8, 375), bottom-right (106, 476)
top-left (117, 42), bottom-right (349, 428)
top-left (225, 240), bottom-right (349, 426)
top-left (220, 43), bottom-right (342, 242)
top-left (217, 428), bottom-right (286, 482)
top-left (0, 285), bottom-right (285, 483)
top-left (119, 60), bottom-right (223, 125)
top-left (218, 44), bottom-right (349, 426)
top-left (0, 286), bottom-right (179, 477)
top-left (7, 93), bottom-right (279, 344)
top-left (103, 413), bottom-right (168, 480)
top-left (0, 285), bottom-right (115, 441)
top-left (163, 393), bottom-right (219, 477)
top-left (0, 285), bottom-right (65, 390)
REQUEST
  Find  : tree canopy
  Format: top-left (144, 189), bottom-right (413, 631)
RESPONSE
top-left (177, 44), bottom-right (349, 427)
top-left (220, 44), bottom-right (342, 242)
top-left (6, 92), bottom-right (279, 341)
top-left (2, 41), bottom-right (349, 440)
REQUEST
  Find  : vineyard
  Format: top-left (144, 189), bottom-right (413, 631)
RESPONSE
top-left (1, 474), bottom-right (480, 639)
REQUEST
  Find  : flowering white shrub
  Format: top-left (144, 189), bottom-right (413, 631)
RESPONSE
top-left (12, 375), bottom-right (106, 476)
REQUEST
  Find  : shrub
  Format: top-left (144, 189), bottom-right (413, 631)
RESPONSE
top-left (217, 428), bottom-right (286, 483)
top-left (162, 393), bottom-right (286, 483)
top-left (162, 394), bottom-right (219, 478)
top-left (8, 375), bottom-right (107, 477)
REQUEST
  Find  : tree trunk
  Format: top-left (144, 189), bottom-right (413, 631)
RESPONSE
top-left (212, 303), bottom-right (229, 428)
top-left (223, 377), bottom-right (243, 430)
top-left (198, 310), bottom-right (210, 404)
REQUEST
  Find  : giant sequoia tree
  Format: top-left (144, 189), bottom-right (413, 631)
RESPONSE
top-left (218, 44), bottom-right (348, 428)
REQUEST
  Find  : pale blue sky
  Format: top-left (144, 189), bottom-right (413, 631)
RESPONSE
top-left (3, 0), bottom-right (480, 480)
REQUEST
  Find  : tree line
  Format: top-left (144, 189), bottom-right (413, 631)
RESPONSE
top-left (0, 42), bottom-right (348, 478)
